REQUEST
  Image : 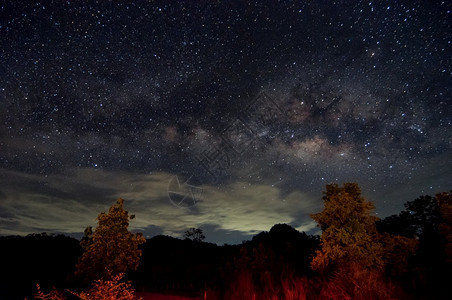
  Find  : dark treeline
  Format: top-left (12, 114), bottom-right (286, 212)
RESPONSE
top-left (0, 233), bottom-right (81, 299)
top-left (376, 193), bottom-right (452, 299)
top-left (0, 225), bottom-right (318, 299)
top-left (131, 223), bottom-right (319, 296)
top-left (0, 189), bottom-right (450, 299)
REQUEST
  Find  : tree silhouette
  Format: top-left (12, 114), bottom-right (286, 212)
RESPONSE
top-left (75, 198), bottom-right (146, 282)
top-left (378, 194), bottom-right (443, 238)
top-left (310, 183), bottom-right (384, 273)
top-left (377, 193), bottom-right (449, 267)
top-left (183, 227), bottom-right (205, 242)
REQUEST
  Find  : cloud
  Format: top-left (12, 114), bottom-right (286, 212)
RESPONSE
top-left (193, 183), bottom-right (317, 234)
top-left (129, 180), bottom-right (319, 243)
top-left (295, 221), bottom-right (319, 235)
top-left (0, 168), bottom-right (319, 243)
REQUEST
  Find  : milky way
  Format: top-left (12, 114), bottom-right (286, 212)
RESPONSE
top-left (0, 0), bottom-right (451, 244)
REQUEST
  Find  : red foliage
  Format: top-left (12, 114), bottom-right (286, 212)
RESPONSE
top-left (318, 262), bottom-right (396, 300)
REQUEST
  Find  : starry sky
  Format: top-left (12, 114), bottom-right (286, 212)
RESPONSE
top-left (1, 0), bottom-right (451, 244)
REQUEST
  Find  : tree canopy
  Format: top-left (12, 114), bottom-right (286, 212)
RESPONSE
top-left (75, 198), bottom-right (146, 282)
top-left (183, 227), bottom-right (206, 242)
top-left (310, 183), bottom-right (385, 273)
top-left (377, 194), bottom-right (443, 239)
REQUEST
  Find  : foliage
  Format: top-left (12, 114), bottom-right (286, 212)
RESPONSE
top-left (405, 194), bottom-right (443, 236)
top-left (222, 241), bottom-right (316, 300)
top-left (75, 198), bottom-right (146, 282)
top-left (437, 192), bottom-right (452, 264)
top-left (35, 274), bottom-right (141, 300)
top-left (310, 183), bottom-right (420, 300)
top-left (379, 232), bottom-right (418, 276)
top-left (223, 268), bottom-right (257, 300)
top-left (72, 274), bottom-right (141, 300)
top-left (378, 192), bottom-right (450, 298)
top-left (252, 224), bottom-right (319, 275)
top-left (318, 262), bottom-right (395, 300)
top-left (280, 275), bottom-right (309, 300)
top-left (223, 264), bottom-right (312, 300)
top-left (183, 227), bottom-right (205, 242)
top-left (35, 284), bottom-right (66, 300)
top-left (310, 183), bottom-right (384, 273)
top-left (377, 194), bottom-right (442, 238)
top-left (1, 234), bottom-right (81, 299)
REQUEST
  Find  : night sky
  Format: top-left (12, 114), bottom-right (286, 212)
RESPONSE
top-left (1, 0), bottom-right (451, 244)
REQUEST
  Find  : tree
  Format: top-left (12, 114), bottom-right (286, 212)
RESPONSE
top-left (310, 183), bottom-right (419, 299)
top-left (377, 194), bottom-right (442, 238)
top-left (437, 192), bottom-right (452, 264)
top-left (377, 192), bottom-right (450, 268)
top-left (310, 183), bottom-right (384, 273)
top-left (377, 192), bottom-right (451, 298)
top-left (183, 228), bottom-right (205, 242)
top-left (75, 198), bottom-right (146, 282)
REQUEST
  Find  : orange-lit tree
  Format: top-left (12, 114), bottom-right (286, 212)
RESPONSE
top-left (310, 183), bottom-right (384, 273)
top-left (72, 273), bottom-right (139, 300)
top-left (75, 198), bottom-right (146, 282)
top-left (311, 183), bottom-right (417, 299)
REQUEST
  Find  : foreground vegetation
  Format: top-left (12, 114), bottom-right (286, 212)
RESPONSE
top-left (0, 183), bottom-right (450, 299)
